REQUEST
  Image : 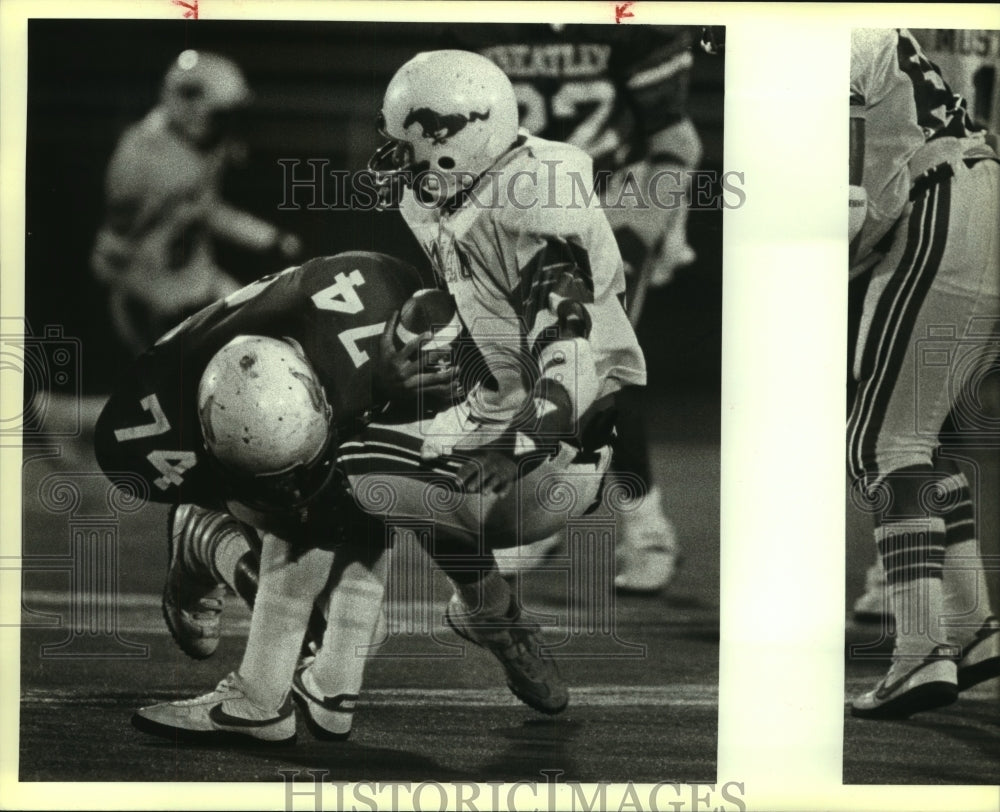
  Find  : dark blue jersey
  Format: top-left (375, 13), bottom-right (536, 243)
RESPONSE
top-left (94, 252), bottom-right (424, 508)
top-left (444, 24), bottom-right (697, 170)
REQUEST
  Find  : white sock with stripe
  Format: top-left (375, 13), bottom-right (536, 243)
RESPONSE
top-left (179, 505), bottom-right (250, 588)
top-left (877, 518), bottom-right (949, 656)
top-left (939, 472), bottom-right (994, 645)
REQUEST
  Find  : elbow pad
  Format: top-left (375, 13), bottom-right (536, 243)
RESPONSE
top-left (532, 337), bottom-right (600, 440)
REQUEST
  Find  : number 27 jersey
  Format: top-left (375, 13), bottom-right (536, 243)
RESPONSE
top-left (94, 252), bottom-right (424, 507)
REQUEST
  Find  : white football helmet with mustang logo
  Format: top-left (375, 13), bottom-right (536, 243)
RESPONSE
top-left (369, 50), bottom-right (520, 208)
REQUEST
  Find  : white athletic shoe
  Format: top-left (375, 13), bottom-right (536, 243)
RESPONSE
top-left (957, 616), bottom-right (1000, 692)
top-left (291, 665), bottom-right (355, 741)
top-left (852, 561), bottom-right (891, 624)
top-left (614, 487), bottom-right (680, 594)
top-left (492, 534), bottom-right (562, 577)
top-left (851, 645), bottom-right (960, 720)
top-left (131, 672), bottom-right (297, 745)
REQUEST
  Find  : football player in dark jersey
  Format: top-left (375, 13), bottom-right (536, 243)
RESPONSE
top-left (97, 251), bottom-right (570, 744)
top-left (442, 24), bottom-right (706, 592)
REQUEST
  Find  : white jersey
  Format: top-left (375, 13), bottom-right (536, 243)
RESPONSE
top-left (399, 133), bottom-right (645, 425)
top-left (850, 28), bottom-right (993, 267)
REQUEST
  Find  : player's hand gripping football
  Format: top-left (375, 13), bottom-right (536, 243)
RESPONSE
top-left (456, 447), bottom-right (518, 496)
top-left (376, 311), bottom-right (461, 405)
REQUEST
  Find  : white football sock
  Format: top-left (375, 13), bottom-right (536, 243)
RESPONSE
top-left (309, 550), bottom-right (389, 698)
top-left (942, 539), bottom-right (994, 646)
top-left (238, 533), bottom-right (333, 712)
top-left (890, 577), bottom-right (950, 656)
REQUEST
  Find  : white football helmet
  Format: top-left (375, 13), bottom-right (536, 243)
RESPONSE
top-left (197, 335), bottom-right (335, 510)
top-left (369, 50), bottom-right (520, 208)
top-left (161, 50), bottom-right (251, 146)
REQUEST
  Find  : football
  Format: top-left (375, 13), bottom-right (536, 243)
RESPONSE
top-left (395, 288), bottom-right (462, 371)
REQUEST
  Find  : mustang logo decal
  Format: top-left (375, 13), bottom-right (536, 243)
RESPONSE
top-left (404, 107), bottom-right (491, 145)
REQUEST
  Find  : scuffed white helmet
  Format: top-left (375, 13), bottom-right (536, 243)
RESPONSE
top-left (369, 50), bottom-right (520, 207)
top-left (197, 336), bottom-right (334, 510)
top-left (161, 49), bottom-right (251, 146)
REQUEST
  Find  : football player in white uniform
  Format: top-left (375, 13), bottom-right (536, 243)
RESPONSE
top-left (444, 24), bottom-right (705, 591)
top-left (848, 29), bottom-right (1000, 719)
top-left (852, 28), bottom-right (1000, 622)
top-left (360, 48), bottom-right (644, 701)
top-left (90, 50), bottom-right (301, 356)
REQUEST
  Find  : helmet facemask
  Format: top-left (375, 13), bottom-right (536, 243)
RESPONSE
top-left (367, 114), bottom-right (429, 210)
top-left (217, 427), bottom-right (337, 515)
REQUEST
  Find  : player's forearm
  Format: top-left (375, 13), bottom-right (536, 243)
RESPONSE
top-left (531, 337), bottom-right (600, 442)
top-left (645, 118), bottom-right (703, 171)
top-left (208, 203), bottom-right (290, 253)
top-left (518, 298), bottom-right (600, 448)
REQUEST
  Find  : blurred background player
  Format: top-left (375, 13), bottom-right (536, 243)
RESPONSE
top-left (847, 28), bottom-right (1000, 719)
top-left (850, 28), bottom-right (1000, 624)
top-left (443, 24), bottom-right (705, 593)
top-left (90, 49), bottom-right (302, 356)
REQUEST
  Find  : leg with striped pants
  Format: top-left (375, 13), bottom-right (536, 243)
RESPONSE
top-left (848, 157), bottom-right (1000, 718)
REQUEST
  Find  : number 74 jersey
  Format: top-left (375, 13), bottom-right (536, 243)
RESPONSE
top-left (94, 252), bottom-right (424, 506)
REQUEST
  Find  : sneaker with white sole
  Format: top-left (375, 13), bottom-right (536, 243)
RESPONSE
top-left (291, 666), bottom-right (355, 741)
top-left (131, 672), bottom-right (297, 745)
top-left (614, 489), bottom-right (680, 594)
top-left (162, 503), bottom-right (226, 660)
top-left (445, 593), bottom-right (568, 715)
top-left (851, 645), bottom-right (960, 719)
top-left (957, 616), bottom-right (1000, 692)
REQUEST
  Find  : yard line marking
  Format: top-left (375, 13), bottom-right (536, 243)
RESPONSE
top-left (18, 590), bottom-right (719, 635)
top-left (21, 684), bottom-right (718, 709)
